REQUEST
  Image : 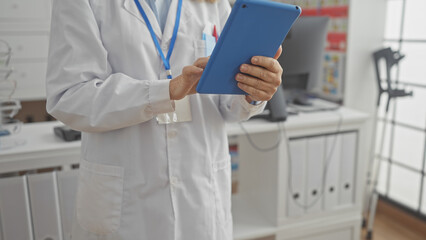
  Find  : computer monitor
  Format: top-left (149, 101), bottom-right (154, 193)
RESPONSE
top-left (278, 16), bottom-right (329, 94)
top-left (253, 16), bottom-right (331, 121)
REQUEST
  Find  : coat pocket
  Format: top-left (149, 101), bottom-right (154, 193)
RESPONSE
top-left (76, 159), bottom-right (124, 235)
top-left (213, 156), bottom-right (232, 226)
top-left (194, 39), bottom-right (207, 60)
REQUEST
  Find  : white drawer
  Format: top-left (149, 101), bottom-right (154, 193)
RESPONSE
top-left (277, 227), bottom-right (353, 240)
top-left (276, 220), bottom-right (359, 240)
top-left (0, 0), bottom-right (52, 23)
top-left (0, 34), bottom-right (49, 59)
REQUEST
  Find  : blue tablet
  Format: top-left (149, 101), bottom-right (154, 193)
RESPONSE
top-left (196, 0), bottom-right (301, 95)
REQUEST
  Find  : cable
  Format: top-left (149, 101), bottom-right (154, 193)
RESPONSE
top-left (238, 121), bottom-right (282, 152)
top-left (238, 109), bottom-right (344, 210)
top-left (285, 110), bottom-right (343, 210)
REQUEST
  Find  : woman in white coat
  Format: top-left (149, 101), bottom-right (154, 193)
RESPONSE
top-left (46, 0), bottom-right (283, 239)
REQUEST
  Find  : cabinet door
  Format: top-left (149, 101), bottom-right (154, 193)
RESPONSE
top-left (0, 176), bottom-right (33, 240)
top-left (323, 134), bottom-right (342, 211)
top-left (28, 172), bottom-right (62, 240)
top-left (287, 138), bottom-right (307, 217)
top-left (306, 136), bottom-right (325, 214)
top-left (339, 133), bottom-right (357, 206)
top-left (57, 170), bottom-right (78, 240)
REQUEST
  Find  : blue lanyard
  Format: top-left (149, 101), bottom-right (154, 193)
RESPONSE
top-left (134, 0), bottom-right (182, 79)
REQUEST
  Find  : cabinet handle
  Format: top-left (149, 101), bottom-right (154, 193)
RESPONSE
top-left (293, 193), bottom-right (300, 199)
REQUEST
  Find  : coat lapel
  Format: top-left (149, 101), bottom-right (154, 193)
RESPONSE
top-left (161, 0), bottom-right (192, 45)
top-left (123, 0), bottom-right (162, 39)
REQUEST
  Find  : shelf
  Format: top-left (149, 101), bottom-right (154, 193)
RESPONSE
top-left (226, 107), bottom-right (369, 137)
top-left (232, 194), bottom-right (277, 240)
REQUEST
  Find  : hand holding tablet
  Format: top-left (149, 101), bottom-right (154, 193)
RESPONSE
top-left (196, 0), bottom-right (301, 95)
top-left (237, 46), bottom-right (284, 102)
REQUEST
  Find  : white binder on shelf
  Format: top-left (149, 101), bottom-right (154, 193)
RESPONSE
top-left (323, 134), bottom-right (342, 211)
top-left (28, 172), bottom-right (63, 240)
top-left (56, 170), bottom-right (79, 240)
top-left (287, 138), bottom-right (307, 217)
top-left (339, 132), bottom-right (357, 206)
top-left (0, 176), bottom-right (33, 240)
top-left (306, 136), bottom-right (326, 214)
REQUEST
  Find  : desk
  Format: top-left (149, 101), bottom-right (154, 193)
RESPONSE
top-left (0, 121), bottom-right (80, 174)
top-left (0, 107), bottom-right (369, 240)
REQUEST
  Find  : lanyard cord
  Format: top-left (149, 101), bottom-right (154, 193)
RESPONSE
top-left (134, 0), bottom-right (183, 79)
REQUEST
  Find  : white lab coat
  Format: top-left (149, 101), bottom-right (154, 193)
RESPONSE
top-left (46, 0), bottom-right (266, 239)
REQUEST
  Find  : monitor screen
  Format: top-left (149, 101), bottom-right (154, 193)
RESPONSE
top-left (278, 16), bottom-right (329, 93)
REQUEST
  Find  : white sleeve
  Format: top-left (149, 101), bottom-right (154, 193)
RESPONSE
top-left (219, 95), bottom-right (266, 122)
top-left (216, 0), bottom-right (266, 122)
top-left (46, 0), bottom-right (174, 133)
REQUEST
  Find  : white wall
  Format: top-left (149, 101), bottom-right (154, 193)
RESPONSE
top-left (344, 0), bottom-right (387, 212)
top-left (344, 0), bottom-right (387, 114)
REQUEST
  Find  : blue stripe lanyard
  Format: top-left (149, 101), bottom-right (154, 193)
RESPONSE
top-left (134, 0), bottom-right (182, 79)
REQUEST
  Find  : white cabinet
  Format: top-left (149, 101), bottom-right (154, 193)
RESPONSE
top-left (323, 134), bottom-right (342, 211)
top-left (284, 132), bottom-right (357, 219)
top-left (276, 214), bottom-right (361, 240)
top-left (287, 138), bottom-right (307, 217)
top-left (57, 170), bottom-right (79, 240)
top-left (0, 170), bottom-right (79, 240)
top-left (303, 229), bottom-right (351, 240)
top-left (0, 176), bottom-right (33, 240)
top-left (27, 172), bottom-right (62, 240)
top-left (305, 136), bottom-right (325, 214)
top-left (277, 226), bottom-right (354, 240)
top-left (0, 108), bottom-right (369, 240)
top-left (339, 133), bottom-right (357, 207)
top-left (233, 108), bottom-right (368, 240)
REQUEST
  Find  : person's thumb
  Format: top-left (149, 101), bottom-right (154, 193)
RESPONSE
top-left (274, 45), bottom-right (283, 60)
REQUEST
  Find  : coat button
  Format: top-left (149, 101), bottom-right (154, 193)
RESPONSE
top-left (170, 177), bottom-right (179, 185)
